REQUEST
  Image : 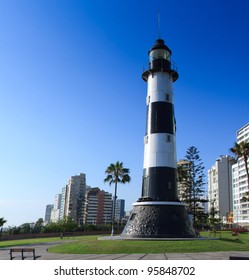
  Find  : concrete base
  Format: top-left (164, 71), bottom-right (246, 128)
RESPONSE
top-left (121, 202), bottom-right (197, 238)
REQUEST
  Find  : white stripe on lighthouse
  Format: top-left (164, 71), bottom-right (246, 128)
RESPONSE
top-left (148, 72), bottom-right (173, 94)
top-left (143, 133), bottom-right (176, 169)
top-left (147, 72), bottom-right (174, 103)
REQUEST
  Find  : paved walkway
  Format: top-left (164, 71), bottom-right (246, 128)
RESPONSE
top-left (0, 242), bottom-right (249, 260)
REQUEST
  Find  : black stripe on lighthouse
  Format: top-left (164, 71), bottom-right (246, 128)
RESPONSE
top-left (141, 167), bottom-right (178, 201)
top-left (147, 102), bottom-right (175, 135)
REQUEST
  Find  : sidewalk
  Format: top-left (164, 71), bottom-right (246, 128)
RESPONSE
top-left (1, 243), bottom-right (249, 260)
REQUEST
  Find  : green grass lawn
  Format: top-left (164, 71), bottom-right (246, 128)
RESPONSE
top-left (48, 231), bottom-right (249, 254)
top-left (1, 232), bottom-right (249, 254)
top-left (0, 237), bottom-right (62, 248)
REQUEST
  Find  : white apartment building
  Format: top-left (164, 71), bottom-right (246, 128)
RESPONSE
top-left (50, 194), bottom-right (62, 223)
top-left (208, 156), bottom-right (234, 222)
top-left (60, 173), bottom-right (86, 225)
top-left (232, 123), bottom-right (249, 226)
top-left (59, 185), bottom-right (67, 221)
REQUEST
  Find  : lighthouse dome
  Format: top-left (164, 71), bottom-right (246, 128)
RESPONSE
top-left (149, 38), bottom-right (172, 55)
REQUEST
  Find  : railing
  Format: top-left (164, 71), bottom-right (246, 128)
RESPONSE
top-left (170, 59), bottom-right (178, 73)
top-left (143, 58), bottom-right (178, 73)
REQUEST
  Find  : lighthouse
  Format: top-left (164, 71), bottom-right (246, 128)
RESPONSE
top-left (141, 38), bottom-right (178, 202)
top-left (122, 38), bottom-right (196, 238)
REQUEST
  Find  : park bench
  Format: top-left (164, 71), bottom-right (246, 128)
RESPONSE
top-left (229, 256), bottom-right (249, 260)
top-left (10, 248), bottom-right (36, 260)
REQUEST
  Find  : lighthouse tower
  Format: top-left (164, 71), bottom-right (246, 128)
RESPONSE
top-left (141, 38), bottom-right (178, 202)
top-left (122, 38), bottom-right (196, 238)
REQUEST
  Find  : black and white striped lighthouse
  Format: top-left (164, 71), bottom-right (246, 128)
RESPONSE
top-left (122, 38), bottom-right (196, 238)
top-left (141, 38), bottom-right (178, 202)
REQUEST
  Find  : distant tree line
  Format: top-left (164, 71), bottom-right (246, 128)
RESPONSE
top-left (3, 217), bottom-right (115, 236)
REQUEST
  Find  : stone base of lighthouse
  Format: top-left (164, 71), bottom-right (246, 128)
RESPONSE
top-left (121, 202), bottom-right (197, 238)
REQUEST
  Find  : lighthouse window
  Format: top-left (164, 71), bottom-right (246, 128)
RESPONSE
top-left (167, 135), bottom-right (171, 142)
top-left (150, 49), bottom-right (170, 61)
top-left (146, 96), bottom-right (150, 104)
top-left (145, 105), bottom-right (149, 135)
top-left (166, 94), bottom-right (170, 101)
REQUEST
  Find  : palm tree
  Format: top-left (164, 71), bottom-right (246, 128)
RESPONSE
top-left (230, 141), bottom-right (249, 201)
top-left (104, 161), bottom-right (131, 236)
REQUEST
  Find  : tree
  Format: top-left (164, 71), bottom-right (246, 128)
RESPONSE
top-left (177, 160), bottom-right (192, 203)
top-left (43, 217), bottom-right (78, 233)
top-left (230, 141), bottom-right (249, 201)
top-left (60, 216), bottom-right (78, 232)
top-left (208, 202), bottom-right (220, 232)
top-left (104, 161), bottom-right (131, 236)
top-left (43, 222), bottom-right (61, 233)
top-left (184, 146), bottom-right (207, 227)
top-left (34, 218), bottom-right (44, 233)
top-left (177, 164), bottom-right (188, 184)
top-left (0, 217), bottom-right (7, 237)
top-left (19, 223), bottom-right (32, 234)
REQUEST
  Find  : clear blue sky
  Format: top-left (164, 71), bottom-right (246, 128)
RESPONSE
top-left (1, 0), bottom-right (249, 227)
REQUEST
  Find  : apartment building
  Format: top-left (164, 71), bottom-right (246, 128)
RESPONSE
top-left (60, 173), bottom-right (86, 225)
top-left (50, 194), bottom-right (62, 223)
top-left (45, 173), bottom-right (119, 226)
top-left (83, 187), bottom-right (112, 225)
top-left (114, 199), bottom-right (125, 222)
top-left (208, 155), bottom-right (234, 222)
top-left (232, 123), bottom-right (249, 226)
top-left (59, 185), bottom-right (67, 221)
top-left (44, 204), bottom-right (53, 224)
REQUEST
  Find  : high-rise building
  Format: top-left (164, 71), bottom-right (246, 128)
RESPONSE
top-left (44, 204), bottom-right (54, 224)
top-left (50, 194), bottom-right (62, 223)
top-left (232, 123), bottom-right (249, 226)
top-left (60, 173), bottom-right (86, 225)
top-left (114, 199), bottom-right (125, 221)
top-left (59, 185), bottom-right (67, 221)
top-left (208, 156), bottom-right (234, 222)
top-left (102, 191), bottom-right (112, 225)
top-left (83, 187), bottom-right (112, 225)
